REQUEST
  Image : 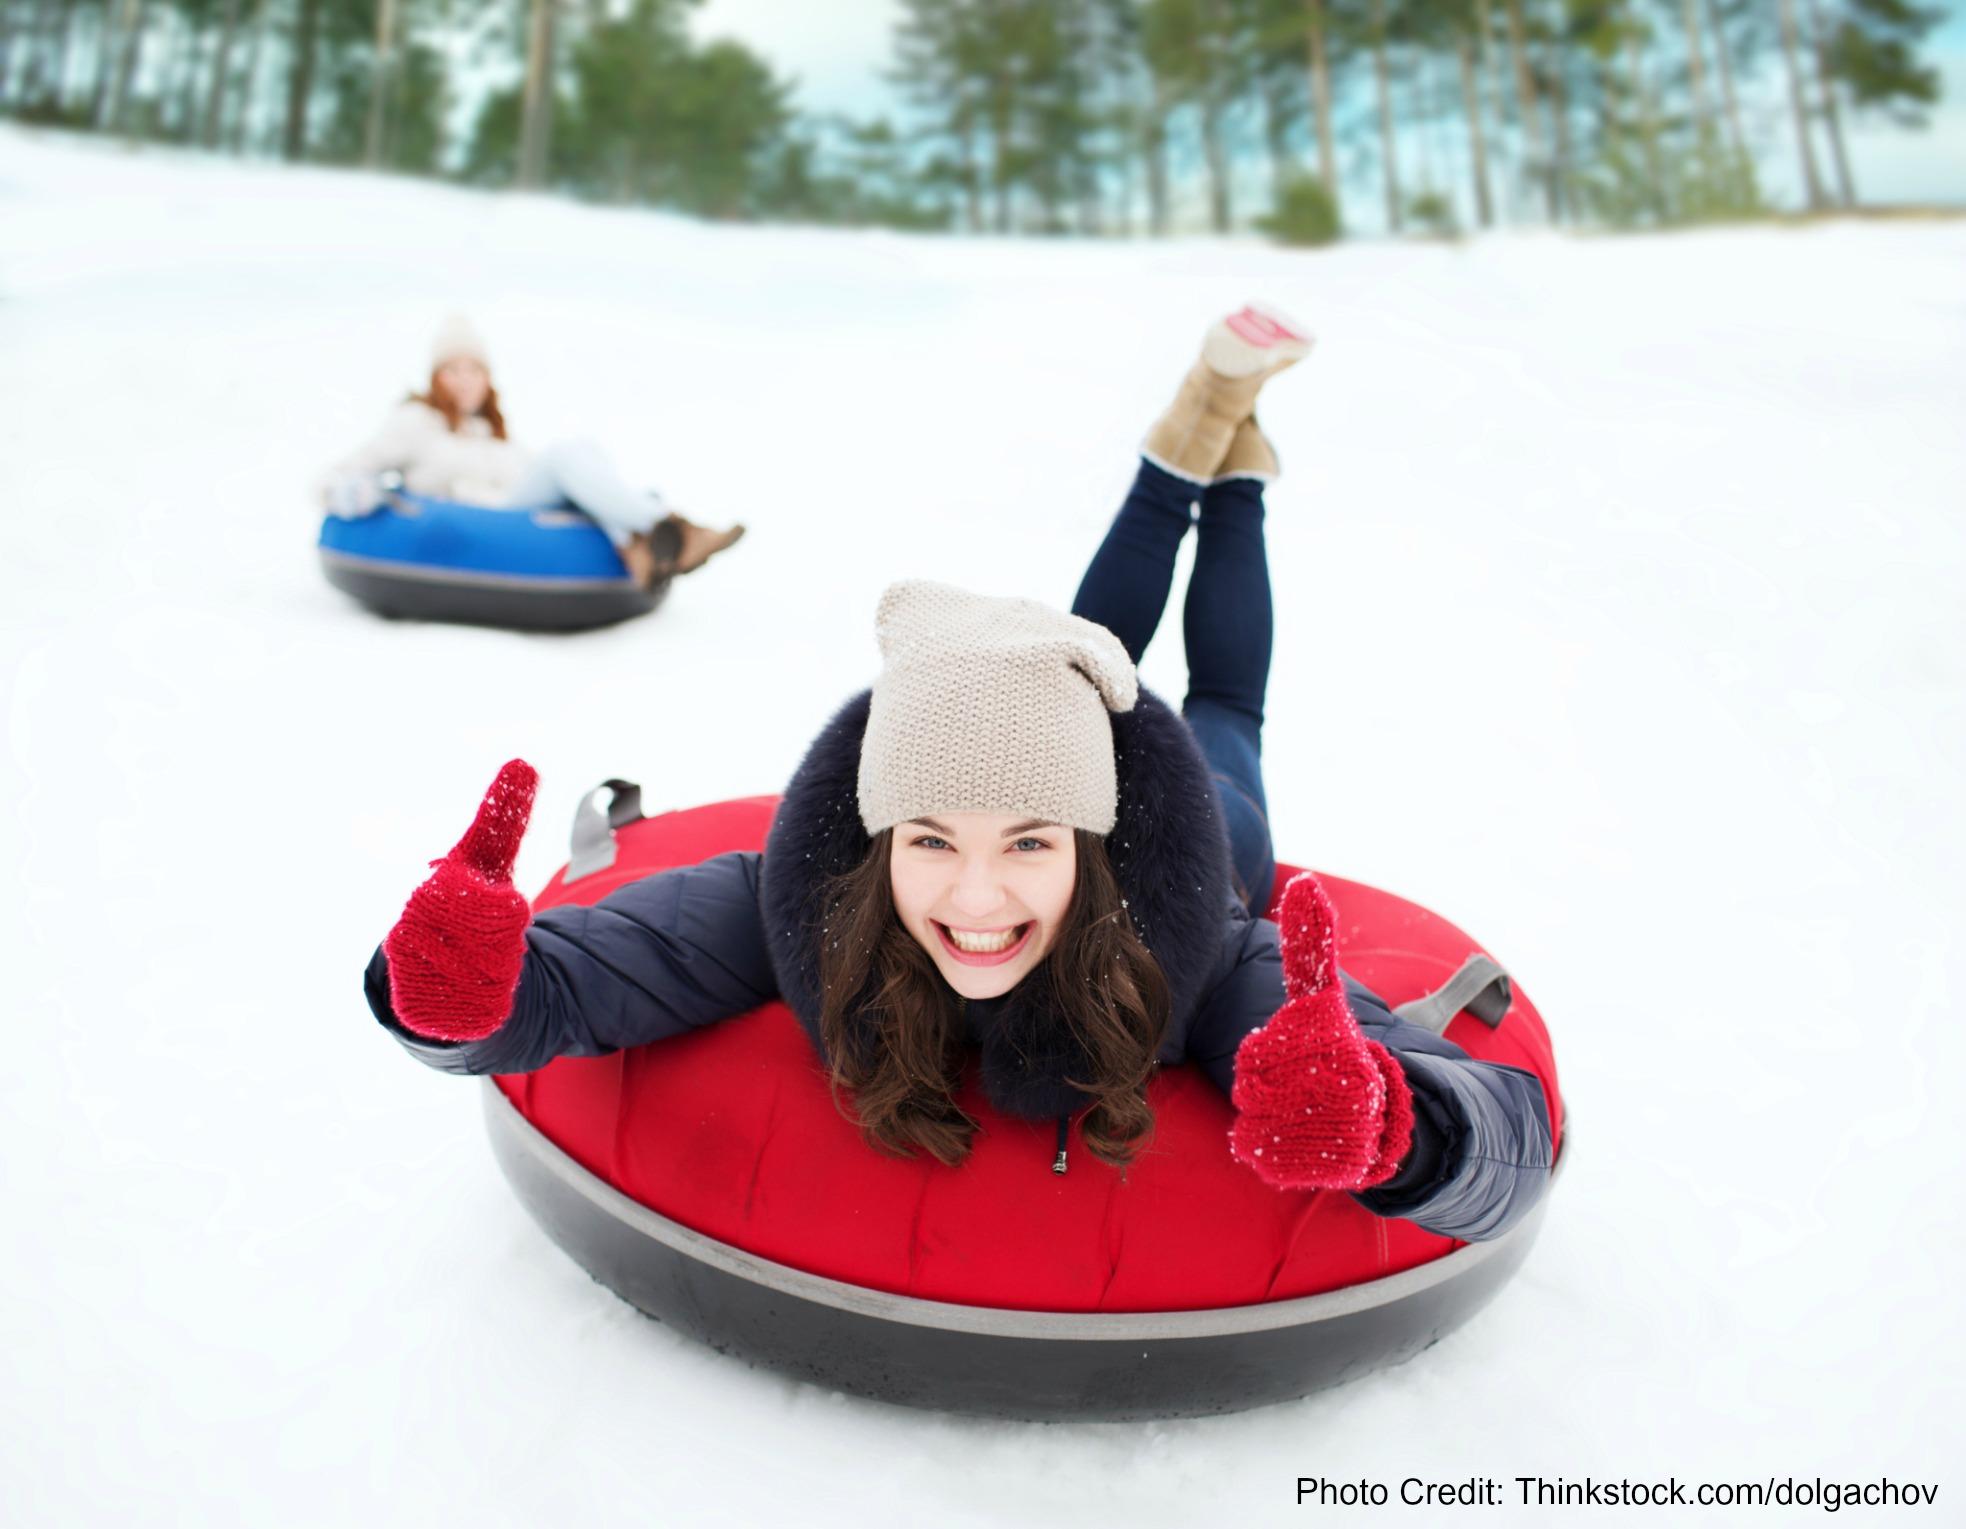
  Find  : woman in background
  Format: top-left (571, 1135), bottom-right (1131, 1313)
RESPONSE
top-left (322, 314), bottom-right (744, 587)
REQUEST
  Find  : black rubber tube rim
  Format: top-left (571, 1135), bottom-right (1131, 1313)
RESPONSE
top-left (481, 1078), bottom-right (1558, 1342)
top-left (320, 552), bottom-right (662, 631)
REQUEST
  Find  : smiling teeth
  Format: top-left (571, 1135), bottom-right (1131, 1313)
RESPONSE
top-left (947, 925), bottom-right (1021, 953)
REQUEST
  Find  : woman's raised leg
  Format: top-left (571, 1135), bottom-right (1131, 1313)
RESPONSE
top-left (505, 439), bottom-right (745, 585)
top-left (505, 438), bottom-right (662, 548)
top-left (1181, 462), bottom-right (1276, 911)
top-left (1069, 460), bottom-right (1197, 664)
top-left (1072, 305), bottom-right (1308, 664)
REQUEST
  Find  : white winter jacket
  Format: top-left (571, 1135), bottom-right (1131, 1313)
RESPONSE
top-left (326, 400), bottom-right (535, 505)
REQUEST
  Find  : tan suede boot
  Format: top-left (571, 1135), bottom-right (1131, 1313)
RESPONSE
top-left (1214, 416), bottom-right (1280, 482)
top-left (1141, 304), bottom-right (1312, 483)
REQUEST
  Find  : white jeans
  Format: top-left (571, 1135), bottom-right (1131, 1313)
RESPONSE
top-left (502, 438), bottom-right (665, 549)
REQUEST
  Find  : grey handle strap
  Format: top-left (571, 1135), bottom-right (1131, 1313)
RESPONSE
top-left (567, 778), bottom-right (645, 882)
top-left (1393, 953), bottom-right (1512, 1036)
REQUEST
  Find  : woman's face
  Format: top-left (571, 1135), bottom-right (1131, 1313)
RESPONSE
top-left (436, 357), bottom-right (490, 417)
top-left (889, 811), bottom-right (1078, 1000)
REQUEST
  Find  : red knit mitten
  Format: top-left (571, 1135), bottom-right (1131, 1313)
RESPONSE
top-left (1229, 872), bottom-right (1415, 1191)
top-left (383, 760), bottom-right (539, 1043)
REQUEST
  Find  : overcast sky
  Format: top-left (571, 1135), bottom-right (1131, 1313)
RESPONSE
top-left (689, 0), bottom-right (1966, 216)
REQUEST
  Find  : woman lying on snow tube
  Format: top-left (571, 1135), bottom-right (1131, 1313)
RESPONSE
top-left (363, 306), bottom-right (1558, 1417)
top-left (317, 314), bottom-right (744, 613)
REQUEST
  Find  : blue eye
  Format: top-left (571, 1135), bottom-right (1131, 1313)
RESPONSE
top-left (912, 835), bottom-right (949, 851)
top-left (1012, 837), bottom-right (1049, 853)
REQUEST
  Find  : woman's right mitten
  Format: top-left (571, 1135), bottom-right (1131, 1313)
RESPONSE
top-left (383, 760), bottom-right (539, 1043)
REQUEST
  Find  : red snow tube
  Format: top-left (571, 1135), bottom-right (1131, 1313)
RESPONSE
top-left (484, 795), bottom-right (1564, 1417)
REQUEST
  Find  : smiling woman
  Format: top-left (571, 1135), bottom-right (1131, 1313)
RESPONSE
top-left (361, 304), bottom-right (1561, 1412)
top-left (366, 305), bottom-right (1554, 1255)
top-left (817, 808), bottom-right (1168, 1171)
top-left (890, 813), bottom-right (1078, 988)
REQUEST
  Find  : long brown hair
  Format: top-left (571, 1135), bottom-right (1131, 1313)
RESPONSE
top-left (410, 367), bottom-right (509, 439)
top-left (816, 828), bottom-right (1171, 1170)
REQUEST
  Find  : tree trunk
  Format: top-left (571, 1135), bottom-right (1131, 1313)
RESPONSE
top-left (363, 0), bottom-right (396, 167)
top-left (516, 0), bottom-right (554, 187)
top-left (1675, 0), bottom-right (1729, 194)
top-left (1546, 50), bottom-right (1571, 222)
top-left (988, 61), bottom-right (1012, 233)
top-left (1775, 0), bottom-right (1826, 209)
top-left (1144, 83), bottom-right (1170, 237)
top-left (20, 0), bottom-right (61, 104)
top-left (199, 0), bottom-right (238, 144)
top-left (1802, 0), bottom-right (1855, 205)
top-left (228, 0), bottom-right (269, 151)
top-left (1701, 0), bottom-right (1749, 174)
top-left (1305, 0), bottom-right (1338, 202)
top-left (90, 0), bottom-right (124, 123)
top-left (1677, 0), bottom-right (1711, 129)
top-left (1260, 67), bottom-right (1292, 208)
top-left (1474, 0), bottom-right (1518, 218)
top-left (1416, 47), bottom-right (1449, 205)
top-left (101, 0), bottom-right (146, 131)
top-left (958, 106), bottom-right (982, 233)
top-left (1199, 95), bottom-right (1231, 232)
top-left (1456, 31), bottom-right (1494, 226)
top-left (1627, 30), bottom-right (1665, 219)
top-left (282, 0), bottom-right (318, 160)
top-left (171, 11), bottom-right (203, 136)
top-left (47, 0), bottom-right (80, 110)
top-left (1370, 0), bottom-right (1401, 231)
top-left (0, 3), bottom-right (17, 106)
top-left (1111, 124), bottom-right (1134, 237)
top-left (1501, 0), bottom-right (1550, 219)
top-left (1474, 0), bottom-right (1507, 125)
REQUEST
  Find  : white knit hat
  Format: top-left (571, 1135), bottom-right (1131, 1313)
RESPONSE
top-left (431, 313), bottom-right (490, 370)
top-left (857, 580), bottom-right (1139, 836)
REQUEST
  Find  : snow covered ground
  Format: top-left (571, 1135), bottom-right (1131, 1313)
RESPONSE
top-left (2, 125), bottom-right (1962, 1526)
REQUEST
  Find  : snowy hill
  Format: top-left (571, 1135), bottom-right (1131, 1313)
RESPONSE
top-left (2, 125), bottom-right (1962, 1525)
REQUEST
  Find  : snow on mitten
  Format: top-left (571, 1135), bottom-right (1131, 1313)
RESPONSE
top-left (383, 760), bottom-right (539, 1043)
top-left (1229, 872), bottom-right (1415, 1191)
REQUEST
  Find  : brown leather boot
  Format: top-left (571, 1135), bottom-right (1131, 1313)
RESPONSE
top-left (655, 513), bottom-right (746, 577)
top-left (621, 531), bottom-right (662, 589)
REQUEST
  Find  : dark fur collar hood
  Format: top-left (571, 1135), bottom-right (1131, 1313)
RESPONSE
top-left (758, 687), bottom-right (1235, 1121)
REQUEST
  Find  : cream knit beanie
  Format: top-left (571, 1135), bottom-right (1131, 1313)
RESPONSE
top-left (857, 580), bottom-right (1139, 836)
top-left (431, 313), bottom-right (491, 370)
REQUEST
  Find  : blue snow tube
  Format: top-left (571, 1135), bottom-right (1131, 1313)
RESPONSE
top-left (318, 493), bottom-right (674, 632)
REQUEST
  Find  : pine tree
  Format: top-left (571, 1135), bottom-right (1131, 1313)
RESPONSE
top-left (1823, 0), bottom-right (1940, 125)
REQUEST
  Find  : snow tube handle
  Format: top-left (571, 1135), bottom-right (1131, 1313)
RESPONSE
top-left (1393, 954), bottom-right (1512, 1035)
top-left (567, 778), bottom-right (645, 882)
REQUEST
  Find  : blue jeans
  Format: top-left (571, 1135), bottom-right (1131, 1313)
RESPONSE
top-left (1072, 460), bottom-right (1276, 911)
top-left (502, 439), bottom-right (665, 549)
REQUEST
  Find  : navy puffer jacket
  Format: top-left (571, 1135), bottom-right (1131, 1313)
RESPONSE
top-left (369, 690), bottom-right (1553, 1242)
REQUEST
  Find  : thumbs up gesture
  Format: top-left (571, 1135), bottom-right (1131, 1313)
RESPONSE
top-left (1229, 873), bottom-right (1414, 1192)
top-left (383, 760), bottom-right (539, 1042)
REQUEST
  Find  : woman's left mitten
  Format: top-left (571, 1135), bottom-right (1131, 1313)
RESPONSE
top-left (383, 760), bottom-right (539, 1043)
top-left (1229, 873), bottom-right (1414, 1190)
top-left (324, 472), bottom-right (384, 518)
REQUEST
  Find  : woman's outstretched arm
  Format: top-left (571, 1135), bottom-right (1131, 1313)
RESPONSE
top-left (319, 400), bottom-right (442, 510)
top-left (1185, 880), bottom-right (1554, 1243)
top-left (365, 762), bottom-right (777, 1076)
